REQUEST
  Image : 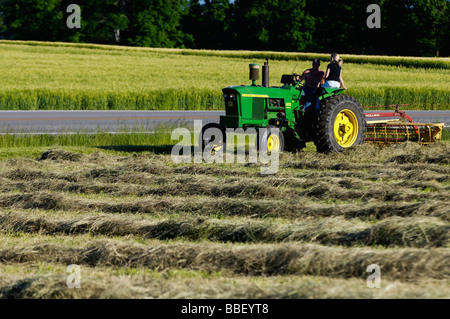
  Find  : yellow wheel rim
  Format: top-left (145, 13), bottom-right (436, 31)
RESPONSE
top-left (334, 109), bottom-right (358, 147)
top-left (212, 144), bottom-right (222, 151)
top-left (210, 135), bottom-right (223, 152)
top-left (267, 134), bottom-right (280, 152)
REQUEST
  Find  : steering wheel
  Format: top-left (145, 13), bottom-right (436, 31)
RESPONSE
top-left (293, 74), bottom-right (305, 89)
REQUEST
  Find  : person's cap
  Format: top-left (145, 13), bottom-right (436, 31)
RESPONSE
top-left (313, 58), bottom-right (320, 65)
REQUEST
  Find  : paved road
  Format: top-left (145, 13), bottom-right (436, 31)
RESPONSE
top-left (0, 110), bottom-right (448, 133)
top-left (0, 111), bottom-right (223, 133)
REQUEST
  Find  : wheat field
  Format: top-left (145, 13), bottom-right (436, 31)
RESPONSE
top-left (0, 40), bottom-right (449, 111)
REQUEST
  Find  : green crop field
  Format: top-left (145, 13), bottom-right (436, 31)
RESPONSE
top-left (0, 140), bottom-right (449, 298)
top-left (0, 40), bottom-right (449, 111)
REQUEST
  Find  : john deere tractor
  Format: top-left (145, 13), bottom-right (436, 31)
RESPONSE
top-left (199, 62), bottom-right (366, 153)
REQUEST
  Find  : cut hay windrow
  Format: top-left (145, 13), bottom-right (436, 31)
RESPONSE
top-left (3, 144), bottom-right (448, 181)
top-left (0, 143), bottom-right (448, 299)
top-left (3, 170), bottom-right (447, 194)
top-left (0, 192), bottom-right (448, 222)
top-left (1, 170), bottom-right (448, 202)
top-left (2, 271), bottom-right (449, 299)
top-left (0, 213), bottom-right (447, 248)
top-left (0, 240), bottom-right (448, 280)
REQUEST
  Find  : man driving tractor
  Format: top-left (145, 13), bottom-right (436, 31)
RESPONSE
top-left (294, 58), bottom-right (324, 111)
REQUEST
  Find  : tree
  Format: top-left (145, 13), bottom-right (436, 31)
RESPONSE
top-left (306, 0), bottom-right (449, 56)
top-left (232, 0), bottom-right (315, 51)
top-left (0, 0), bottom-right (192, 47)
top-left (404, 0), bottom-right (448, 56)
top-left (306, 0), bottom-right (385, 54)
top-left (70, 0), bottom-right (128, 44)
top-left (0, 10), bottom-right (6, 39)
top-left (0, 0), bottom-right (447, 55)
top-left (0, 0), bottom-right (66, 41)
top-left (181, 0), bottom-right (231, 49)
top-left (442, 2), bottom-right (450, 56)
top-left (124, 0), bottom-right (191, 47)
top-left (374, 0), bottom-right (449, 56)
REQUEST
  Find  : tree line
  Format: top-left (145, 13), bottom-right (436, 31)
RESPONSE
top-left (0, 0), bottom-right (448, 57)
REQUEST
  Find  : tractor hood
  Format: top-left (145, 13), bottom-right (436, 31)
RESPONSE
top-left (222, 85), bottom-right (300, 100)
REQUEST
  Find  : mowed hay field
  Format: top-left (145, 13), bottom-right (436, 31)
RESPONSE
top-left (0, 40), bottom-right (449, 110)
top-left (0, 141), bottom-right (449, 299)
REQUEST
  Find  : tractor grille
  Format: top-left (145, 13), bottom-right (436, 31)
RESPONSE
top-left (224, 94), bottom-right (238, 116)
top-left (252, 97), bottom-right (265, 119)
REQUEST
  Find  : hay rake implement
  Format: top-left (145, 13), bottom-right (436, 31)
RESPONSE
top-left (364, 105), bottom-right (444, 145)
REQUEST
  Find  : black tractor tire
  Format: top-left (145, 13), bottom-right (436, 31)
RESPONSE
top-left (315, 95), bottom-right (366, 153)
top-left (283, 128), bottom-right (306, 152)
top-left (256, 125), bottom-right (285, 153)
top-left (199, 123), bottom-right (227, 153)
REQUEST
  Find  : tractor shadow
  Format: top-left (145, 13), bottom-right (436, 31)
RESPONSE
top-left (95, 144), bottom-right (256, 156)
top-left (95, 144), bottom-right (177, 155)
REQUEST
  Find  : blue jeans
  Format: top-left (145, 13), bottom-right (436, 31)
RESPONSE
top-left (303, 86), bottom-right (320, 111)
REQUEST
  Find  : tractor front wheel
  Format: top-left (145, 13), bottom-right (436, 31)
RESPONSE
top-left (256, 126), bottom-right (285, 153)
top-left (200, 123), bottom-right (227, 153)
top-left (315, 95), bottom-right (366, 153)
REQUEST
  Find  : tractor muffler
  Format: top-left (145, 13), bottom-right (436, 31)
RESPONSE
top-left (249, 61), bottom-right (269, 87)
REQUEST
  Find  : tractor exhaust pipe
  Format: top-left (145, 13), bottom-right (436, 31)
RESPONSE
top-left (262, 60), bottom-right (269, 88)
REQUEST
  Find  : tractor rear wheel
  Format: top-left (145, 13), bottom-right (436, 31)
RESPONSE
top-left (256, 125), bottom-right (285, 153)
top-left (315, 95), bottom-right (366, 153)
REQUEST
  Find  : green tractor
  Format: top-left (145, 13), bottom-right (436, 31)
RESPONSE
top-left (199, 62), bottom-right (366, 153)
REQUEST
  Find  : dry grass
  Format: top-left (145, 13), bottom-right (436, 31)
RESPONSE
top-left (0, 142), bottom-right (448, 298)
top-left (0, 212), bottom-right (447, 248)
top-left (0, 240), bottom-right (448, 280)
top-left (1, 268), bottom-right (448, 299)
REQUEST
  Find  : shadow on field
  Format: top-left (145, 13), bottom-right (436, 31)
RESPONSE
top-left (96, 144), bottom-right (177, 155)
top-left (0, 278), bottom-right (36, 299)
